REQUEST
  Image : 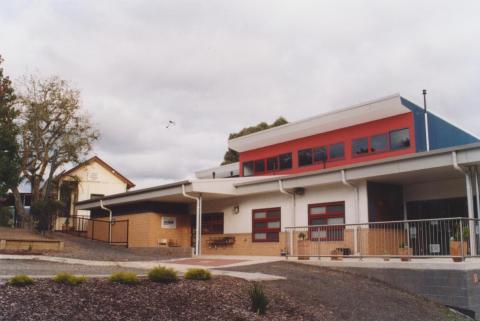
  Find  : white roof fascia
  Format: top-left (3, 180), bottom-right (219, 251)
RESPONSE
top-left (228, 94), bottom-right (408, 152)
top-left (195, 162), bottom-right (239, 179)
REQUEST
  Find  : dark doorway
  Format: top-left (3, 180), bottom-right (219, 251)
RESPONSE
top-left (367, 182), bottom-right (404, 222)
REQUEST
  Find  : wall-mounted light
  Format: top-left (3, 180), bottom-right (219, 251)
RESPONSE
top-left (233, 205), bottom-right (240, 214)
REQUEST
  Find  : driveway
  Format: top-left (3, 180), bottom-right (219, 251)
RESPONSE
top-left (220, 261), bottom-right (469, 321)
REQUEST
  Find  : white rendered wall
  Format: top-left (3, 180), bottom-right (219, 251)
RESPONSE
top-left (202, 182), bottom-right (368, 234)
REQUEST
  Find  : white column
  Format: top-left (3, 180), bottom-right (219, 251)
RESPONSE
top-left (465, 169), bottom-right (477, 256)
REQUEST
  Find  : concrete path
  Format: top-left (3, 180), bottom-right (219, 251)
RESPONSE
top-left (0, 254), bottom-right (285, 281)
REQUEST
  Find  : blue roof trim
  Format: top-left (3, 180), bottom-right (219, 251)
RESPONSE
top-left (401, 97), bottom-right (478, 152)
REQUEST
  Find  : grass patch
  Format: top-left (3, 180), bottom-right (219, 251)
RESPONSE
top-left (249, 282), bottom-right (268, 315)
top-left (108, 272), bottom-right (139, 285)
top-left (148, 266), bottom-right (178, 283)
top-left (8, 274), bottom-right (35, 286)
top-left (53, 272), bottom-right (86, 285)
top-left (184, 268), bottom-right (212, 281)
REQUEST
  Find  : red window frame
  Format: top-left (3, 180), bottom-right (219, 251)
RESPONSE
top-left (202, 212), bottom-right (224, 235)
top-left (266, 156), bottom-right (278, 172)
top-left (308, 202), bottom-right (345, 241)
top-left (352, 136), bottom-right (370, 157)
top-left (370, 133), bottom-right (389, 153)
top-left (252, 207), bottom-right (281, 242)
top-left (298, 148), bottom-right (314, 167)
top-left (242, 161), bottom-right (254, 177)
top-left (389, 128), bottom-right (411, 151)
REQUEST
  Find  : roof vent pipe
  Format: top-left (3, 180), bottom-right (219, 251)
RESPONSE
top-left (423, 89), bottom-right (430, 152)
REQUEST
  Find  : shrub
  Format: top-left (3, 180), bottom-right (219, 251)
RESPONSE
top-left (108, 272), bottom-right (139, 284)
top-left (249, 282), bottom-right (268, 315)
top-left (184, 268), bottom-right (212, 281)
top-left (8, 274), bottom-right (35, 286)
top-left (148, 266), bottom-right (178, 283)
top-left (53, 272), bottom-right (86, 285)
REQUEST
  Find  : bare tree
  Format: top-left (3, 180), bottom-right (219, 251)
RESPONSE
top-left (13, 75), bottom-right (99, 222)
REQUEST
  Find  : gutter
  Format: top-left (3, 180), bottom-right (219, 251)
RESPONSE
top-left (182, 184), bottom-right (202, 256)
top-left (100, 199), bottom-right (113, 244)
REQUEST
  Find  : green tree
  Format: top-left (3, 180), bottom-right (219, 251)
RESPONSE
top-left (12, 75), bottom-right (99, 224)
top-left (221, 117), bottom-right (288, 165)
top-left (0, 55), bottom-right (20, 198)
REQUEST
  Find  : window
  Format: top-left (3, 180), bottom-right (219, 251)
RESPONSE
top-left (267, 157), bottom-right (278, 171)
top-left (352, 137), bottom-right (369, 156)
top-left (278, 153), bottom-right (292, 170)
top-left (202, 213), bottom-right (224, 234)
top-left (243, 161), bottom-right (254, 176)
top-left (314, 146), bottom-right (328, 163)
top-left (309, 202), bottom-right (345, 241)
top-left (371, 133), bottom-right (388, 153)
top-left (329, 143), bottom-right (345, 160)
top-left (252, 208), bottom-right (281, 242)
top-left (298, 148), bottom-right (313, 167)
top-left (390, 128), bottom-right (410, 150)
top-left (254, 159), bottom-right (265, 173)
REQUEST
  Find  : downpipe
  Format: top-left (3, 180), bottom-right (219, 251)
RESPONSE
top-left (452, 151), bottom-right (477, 257)
top-left (341, 170), bottom-right (360, 255)
top-left (279, 180), bottom-right (295, 256)
top-left (182, 184), bottom-right (201, 256)
top-left (100, 199), bottom-right (113, 244)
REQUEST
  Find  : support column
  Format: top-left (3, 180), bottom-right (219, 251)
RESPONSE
top-left (197, 195), bottom-right (202, 256)
top-left (465, 168), bottom-right (477, 256)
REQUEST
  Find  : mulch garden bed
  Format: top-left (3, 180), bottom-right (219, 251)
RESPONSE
top-left (0, 276), bottom-right (323, 321)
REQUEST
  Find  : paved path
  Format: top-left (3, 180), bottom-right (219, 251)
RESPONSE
top-left (0, 254), bottom-right (285, 281)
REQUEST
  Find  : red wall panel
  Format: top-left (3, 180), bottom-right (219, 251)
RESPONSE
top-left (239, 112), bottom-right (416, 176)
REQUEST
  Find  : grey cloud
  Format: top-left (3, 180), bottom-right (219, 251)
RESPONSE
top-left (1, 0), bottom-right (480, 189)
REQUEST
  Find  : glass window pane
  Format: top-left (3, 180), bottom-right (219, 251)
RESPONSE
top-left (328, 217), bottom-right (344, 225)
top-left (267, 221), bottom-right (280, 229)
top-left (310, 206), bottom-right (326, 215)
top-left (312, 230), bottom-right (327, 238)
top-left (279, 153), bottom-right (292, 170)
top-left (267, 232), bottom-right (279, 240)
top-left (254, 211), bottom-right (266, 219)
top-left (371, 134), bottom-right (388, 152)
top-left (254, 222), bottom-right (267, 228)
top-left (254, 159), bottom-right (265, 173)
top-left (243, 161), bottom-right (254, 176)
top-left (266, 157), bottom-right (278, 171)
top-left (311, 218), bottom-right (327, 225)
top-left (329, 143), bottom-right (344, 159)
top-left (267, 210), bottom-right (280, 218)
top-left (352, 138), bottom-right (369, 156)
top-left (327, 204), bottom-right (344, 213)
top-left (298, 149), bottom-right (313, 166)
top-left (390, 128), bottom-right (410, 150)
top-left (255, 233), bottom-right (266, 240)
top-left (314, 146), bottom-right (328, 163)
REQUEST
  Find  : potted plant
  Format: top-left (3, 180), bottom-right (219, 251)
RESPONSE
top-left (383, 251), bottom-right (390, 262)
top-left (398, 241), bottom-right (412, 261)
top-left (297, 232), bottom-right (309, 260)
top-left (450, 226), bottom-right (469, 262)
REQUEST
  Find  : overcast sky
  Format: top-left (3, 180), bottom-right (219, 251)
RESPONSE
top-left (1, 1), bottom-right (480, 189)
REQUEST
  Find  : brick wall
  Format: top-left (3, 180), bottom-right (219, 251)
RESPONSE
top-left (201, 232), bottom-right (287, 256)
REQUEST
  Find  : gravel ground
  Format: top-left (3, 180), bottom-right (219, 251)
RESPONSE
top-left (0, 276), bottom-right (322, 321)
top-left (0, 260), bottom-right (146, 278)
top-left (46, 232), bottom-right (190, 261)
top-left (220, 261), bottom-right (470, 321)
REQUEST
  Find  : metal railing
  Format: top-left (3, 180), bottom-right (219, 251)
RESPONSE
top-left (285, 217), bottom-right (480, 260)
top-left (62, 215), bottom-right (129, 247)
